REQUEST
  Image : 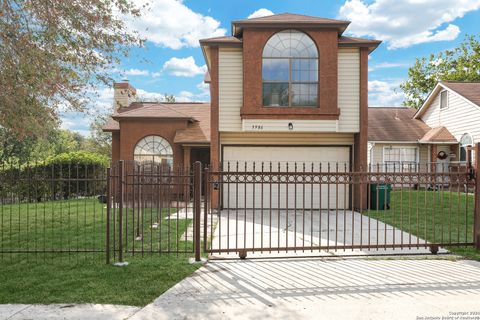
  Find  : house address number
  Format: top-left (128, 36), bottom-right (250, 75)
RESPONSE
top-left (251, 125), bottom-right (264, 130)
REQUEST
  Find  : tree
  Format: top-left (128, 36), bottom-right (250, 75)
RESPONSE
top-left (137, 93), bottom-right (176, 103)
top-left (164, 94), bottom-right (176, 103)
top-left (400, 35), bottom-right (480, 109)
top-left (0, 128), bottom-right (38, 164)
top-left (84, 115), bottom-right (112, 157)
top-left (0, 127), bottom-right (86, 164)
top-left (0, 0), bottom-right (144, 139)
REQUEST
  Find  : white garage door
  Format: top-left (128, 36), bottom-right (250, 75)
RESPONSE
top-left (222, 146), bottom-right (351, 209)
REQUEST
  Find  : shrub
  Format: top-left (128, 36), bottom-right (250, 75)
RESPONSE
top-left (0, 152), bottom-right (108, 203)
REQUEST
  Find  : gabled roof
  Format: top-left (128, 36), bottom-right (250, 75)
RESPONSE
top-left (232, 13), bottom-right (350, 36)
top-left (103, 103), bottom-right (211, 144)
top-left (173, 104), bottom-right (211, 144)
top-left (418, 126), bottom-right (457, 144)
top-left (414, 81), bottom-right (480, 118)
top-left (369, 107), bottom-right (431, 142)
top-left (112, 103), bottom-right (194, 120)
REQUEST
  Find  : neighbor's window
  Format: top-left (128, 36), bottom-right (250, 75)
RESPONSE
top-left (134, 135), bottom-right (173, 165)
top-left (383, 147), bottom-right (418, 171)
top-left (262, 30), bottom-right (318, 107)
top-left (459, 133), bottom-right (474, 162)
top-left (440, 90), bottom-right (448, 109)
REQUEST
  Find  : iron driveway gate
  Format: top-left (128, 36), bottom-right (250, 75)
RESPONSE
top-left (202, 159), bottom-right (480, 258)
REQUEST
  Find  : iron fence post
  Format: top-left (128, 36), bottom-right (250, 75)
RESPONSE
top-left (474, 143), bottom-right (480, 249)
top-left (106, 167), bottom-right (111, 264)
top-left (118, 160), bottom-right (124, 263)
top-left (194, 161), bottom-right (202, 261)
top-left (203, 167), bottom-right (209, 252)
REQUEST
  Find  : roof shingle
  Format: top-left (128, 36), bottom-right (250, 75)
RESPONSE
top-left (368, 108), bottom-right (431, 142)
top-left (103, 103), bottom-right (211, 144)
top-left (419, 126), bottom-right (457, 144)
top-left (232, 13), bottom-right (350, 36)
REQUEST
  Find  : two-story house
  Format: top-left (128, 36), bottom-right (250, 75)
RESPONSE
top-left (103, 13), bottom-right (381, 209)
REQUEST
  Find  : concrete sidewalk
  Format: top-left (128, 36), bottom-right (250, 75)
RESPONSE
top-left (0, 304), bottom-right (139, 320)
top-left (3, 257), bottom-right (480, 320)
top-left (131, 257), bottom-right (480, 320)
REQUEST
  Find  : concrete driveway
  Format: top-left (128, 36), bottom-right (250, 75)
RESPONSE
top-left (209, 209), bottom-right (446, 258)
top-left (131, 257), bottom-right (480, 320)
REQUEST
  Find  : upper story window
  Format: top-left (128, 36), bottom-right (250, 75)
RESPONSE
top-left (440, 90), bottom-right (448, 109)
top-left (262, 30), bottom-right (318, 107)
top-left (134, 135), bottom-right (173, 166)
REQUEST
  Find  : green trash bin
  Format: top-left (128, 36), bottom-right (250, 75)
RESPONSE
top-left (370, 184), bottom-right (391, 210)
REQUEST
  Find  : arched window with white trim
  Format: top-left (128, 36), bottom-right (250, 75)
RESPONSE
top-left (262, 30), bottom-right (318, 107)
top-left (134, 135), bottom-right (173, 165)
top-left (459, 133), bottom-right (474, 162)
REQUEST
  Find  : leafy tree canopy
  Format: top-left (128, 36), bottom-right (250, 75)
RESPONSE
top-left (400, 35), bottom-right (480, 109)
top-left (0, 0), bottom-right (143, 139)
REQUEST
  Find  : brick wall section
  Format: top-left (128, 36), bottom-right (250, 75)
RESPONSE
top-left (354, 47), bottom-right (369, 210)
top-left (118, 119), bottom-right (189, 167)
top-left (209, 47), bottom-right (220, 208)
top-left (241, 28), bottom-right (340, 120)
top-left (111, 131), bottom-right (120, 163)
top-left (210, 47), bottom-right (220, 169)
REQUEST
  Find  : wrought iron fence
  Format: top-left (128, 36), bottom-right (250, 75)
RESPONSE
top-left (0, 162), bottom-right (107, 262)
top-left (204, 160), bottom-right (480, 257)
top-left (106, 161), bottom-right (198, 264)
top-left (2, 155), bottom-right (479, 263)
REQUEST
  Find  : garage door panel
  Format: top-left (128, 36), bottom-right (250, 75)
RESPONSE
top-left (222, 184), bottom-right (349, 209)
top-left (222, 146), bottom-right (350, 209)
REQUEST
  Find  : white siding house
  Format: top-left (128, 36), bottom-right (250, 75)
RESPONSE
top-left (414, 81), bottom-right (480, 163)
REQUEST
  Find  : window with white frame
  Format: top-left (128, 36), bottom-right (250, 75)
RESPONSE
top-left (459, 133), bottom-right (474, 163)
top-left (383, 147), bottom-right (418, 171)
top-left (134, 135), bottom-right (173, 166)
top-left (262, 30), bottom-right (318, 107)
top-left (440, 90), bottom-right (448, 109)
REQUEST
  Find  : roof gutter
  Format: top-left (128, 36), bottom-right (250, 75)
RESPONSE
top-left (417, 140), bottom-right (458, 145)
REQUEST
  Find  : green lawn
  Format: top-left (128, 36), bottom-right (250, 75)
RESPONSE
top-left (365, 189), bottom-right (480, 261)
top-left (0, 198), bottom-right (199, 306)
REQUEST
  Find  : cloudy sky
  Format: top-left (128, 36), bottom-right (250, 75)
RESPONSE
top-left (64, 0), bottom-right (480, 135)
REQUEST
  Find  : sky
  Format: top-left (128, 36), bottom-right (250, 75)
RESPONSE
top-left (62, 0), bottom-right (480, 136)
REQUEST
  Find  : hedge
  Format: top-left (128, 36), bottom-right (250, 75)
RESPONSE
top-left (0, 152), bottom-right (109, 203)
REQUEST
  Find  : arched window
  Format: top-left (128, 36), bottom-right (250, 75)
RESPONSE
top-left (459, 133), bottom-right (474, 162)
top-left (134, 136), bottom-right (173, 165)
top-left (262, 30), bottom-right (318, 107)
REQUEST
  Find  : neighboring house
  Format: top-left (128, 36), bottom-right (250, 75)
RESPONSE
top-left (415, 81), bottom-right (480, 164)
top-left (103, 13), bottom-right (381, 209)
top-left (368, 81), bottom-right (480, 171)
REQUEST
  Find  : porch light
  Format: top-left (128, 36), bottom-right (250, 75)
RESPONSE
top-left (288, 122), bottom-right (293, 131)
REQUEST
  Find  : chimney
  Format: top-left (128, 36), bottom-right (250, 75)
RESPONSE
top-left (113, 80), bottom-right (136, 111)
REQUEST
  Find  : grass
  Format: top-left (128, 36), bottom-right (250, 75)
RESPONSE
top-left (365, 189), bottom-right (480, 261)
top-left (0, 198), bottom-right (200, 306)
top-left (0, 256), bottom-right (200, 306)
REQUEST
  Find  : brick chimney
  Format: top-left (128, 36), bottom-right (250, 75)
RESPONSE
top-left (113, 80), bottom-right (136, 111)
